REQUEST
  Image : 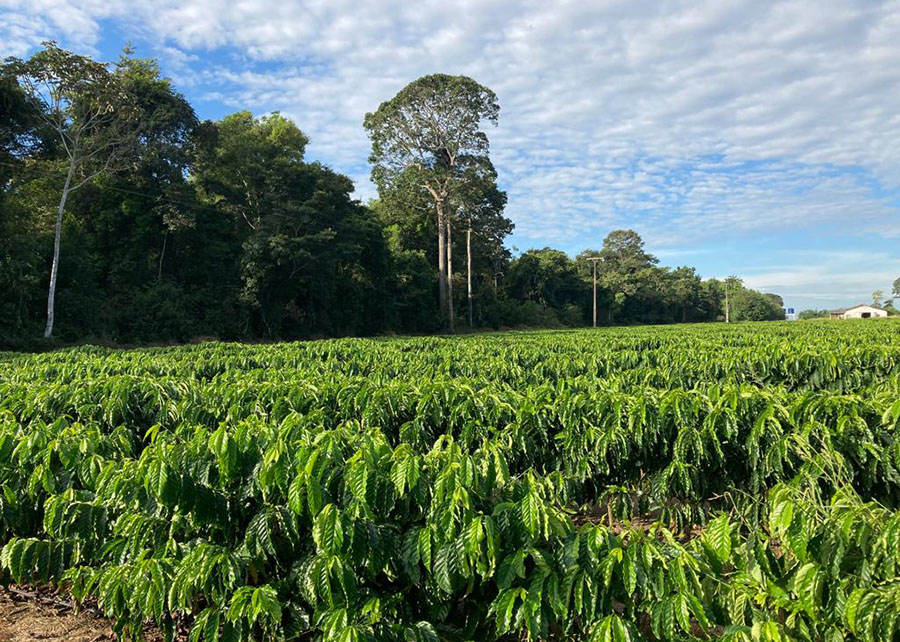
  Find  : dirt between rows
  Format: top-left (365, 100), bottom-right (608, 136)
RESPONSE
top-left (0, 587), bottom-right (163, 642)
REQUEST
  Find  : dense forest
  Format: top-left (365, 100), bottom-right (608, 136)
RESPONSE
top-left (0, 44), bottom-right (784, 348)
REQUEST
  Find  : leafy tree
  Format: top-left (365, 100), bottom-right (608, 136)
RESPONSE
top-left (724, 279), bottom-right (784, 321)
top-left (764, 292), bottom-right (784, 308)
top-left (69, 53), bottom-right (205, 341)
top-left (0, 66), bottom-right (45, 343)
top-left (893, 277), bottom-right (900, 300)
top-left (737, 291), bottom-right (784, 320)
top-left (196, 112), bottom-right (389, 337)
top-left (380, 221), bottom-right (439, 332)
top-left (669, 266), bottom-right (705, 322)
top-left (504, 248), bottom-right (587, 325)
top-left (701, 278), bottom-right (726, 321)
top-left (798, 309), bottom-right (829, 319)
top-left (0, 65), bottom-right (42, 184)
top-left (372, 170), bottom-right (512, 329)
top-left (6, 42), bottom-right (143, 338)
top-left (597, 230), bottom-right (658, 321)
top-left (364, 74), bottom-right (500, 326)
top-left (873, 289), bottom-right (884, 307)
top-left (195, 111), bottom-right (308, 234)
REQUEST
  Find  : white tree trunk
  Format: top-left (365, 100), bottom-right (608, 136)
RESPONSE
top-left (467, 226), bottom-right (473, 328)
top-left (44, 159), bottom-right (75, 339)
top-left (446, 216), bottom-right (454, 331)
top-left (436, 201), bottom-right (447, 319)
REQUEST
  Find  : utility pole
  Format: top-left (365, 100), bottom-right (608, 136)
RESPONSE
top-left (587, 257), bottom-right (601, 328)
top-left (725, 280), bottom-right (730, 323)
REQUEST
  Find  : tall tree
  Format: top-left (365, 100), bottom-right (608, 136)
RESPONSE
top-left (115, 52), bottom-right (199, 284)
top-left (597, 230), bottom-right (658, 321)
top-left (670, 266), bottom-right (704, 322)
top-left (764, 293), bottom-right (784, 308)
top-left (0, 66), bottom-right (42, 184)
top-left (71, 53), bottom-right (204, 341)
top-left (373, 165), bottom-right (511, 328)
top-left (364, 74), bottom-right (500, 327)
top-left (505, 248), bottom-right (587, 311)
top-left (6, 43), bottom-right (140, 338)
top-left (719, 277), bottom-right (783, 321)
top-left (195, 111), bottom-right (389, 337)
top-left (0, 70), bottom-right (45, 342)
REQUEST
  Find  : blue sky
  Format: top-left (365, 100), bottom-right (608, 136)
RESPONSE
top-left (3, 0), bottom-right (900, 310)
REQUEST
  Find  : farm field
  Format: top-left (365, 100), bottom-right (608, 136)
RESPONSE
top-left (1, 322), bottom-right (900, 642)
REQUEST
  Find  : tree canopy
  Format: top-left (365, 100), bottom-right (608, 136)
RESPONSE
top-left (0, 45), bottom-right (786, 348)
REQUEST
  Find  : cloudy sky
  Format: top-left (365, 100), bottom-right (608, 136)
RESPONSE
top-left (3, 0), bottom-right (899, 310)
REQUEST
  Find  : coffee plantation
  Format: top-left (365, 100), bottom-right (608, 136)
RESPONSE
top-left (1, 322), bottom-right (900, 641)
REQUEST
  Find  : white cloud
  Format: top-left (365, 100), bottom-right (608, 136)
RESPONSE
top-left (739, 249), bottom-right (900, 310)
top-left (2, 0), bottom-right (900, 288)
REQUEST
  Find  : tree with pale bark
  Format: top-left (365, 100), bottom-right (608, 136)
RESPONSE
top-left (5, 42), bottom-right (140, 338)
top-left (364, 74), bottom-right (499, 329)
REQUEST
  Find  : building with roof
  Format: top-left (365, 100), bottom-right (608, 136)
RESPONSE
top-left (829, 304), bottom-right (889, 319)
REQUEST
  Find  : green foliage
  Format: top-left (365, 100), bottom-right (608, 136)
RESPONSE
top-left (2, 44), bottom-right (779, 344)
top-left (2, 322), bottom-right (900, 640)
top-left (497, 232), bottom-right (779, 327)
top-left (1, 48), bottom-right (393, 344)
top-left (363, 74), bottom-right (499, 195)
top-left (504, 248), bottom-right (588, 314)
top-left (364, 74), bottom-right (508, 328)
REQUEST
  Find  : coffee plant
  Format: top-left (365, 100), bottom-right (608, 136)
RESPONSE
top-left (2, 321), bottom-right (900, 641)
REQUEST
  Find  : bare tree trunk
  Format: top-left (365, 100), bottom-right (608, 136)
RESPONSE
top-left (436, 201), bottom-right (447, 321)
top-left (467, 226), bottom-right (473, 328)
top-left (44, 159), bottom-right (75, 339)
top-left (446, 216), bottom-right (454, 331)
top-left (158, 232), bottom-right (168, 281)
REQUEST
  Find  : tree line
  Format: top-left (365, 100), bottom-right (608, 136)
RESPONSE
top-left (0, 44), bottom-right (784, 348)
